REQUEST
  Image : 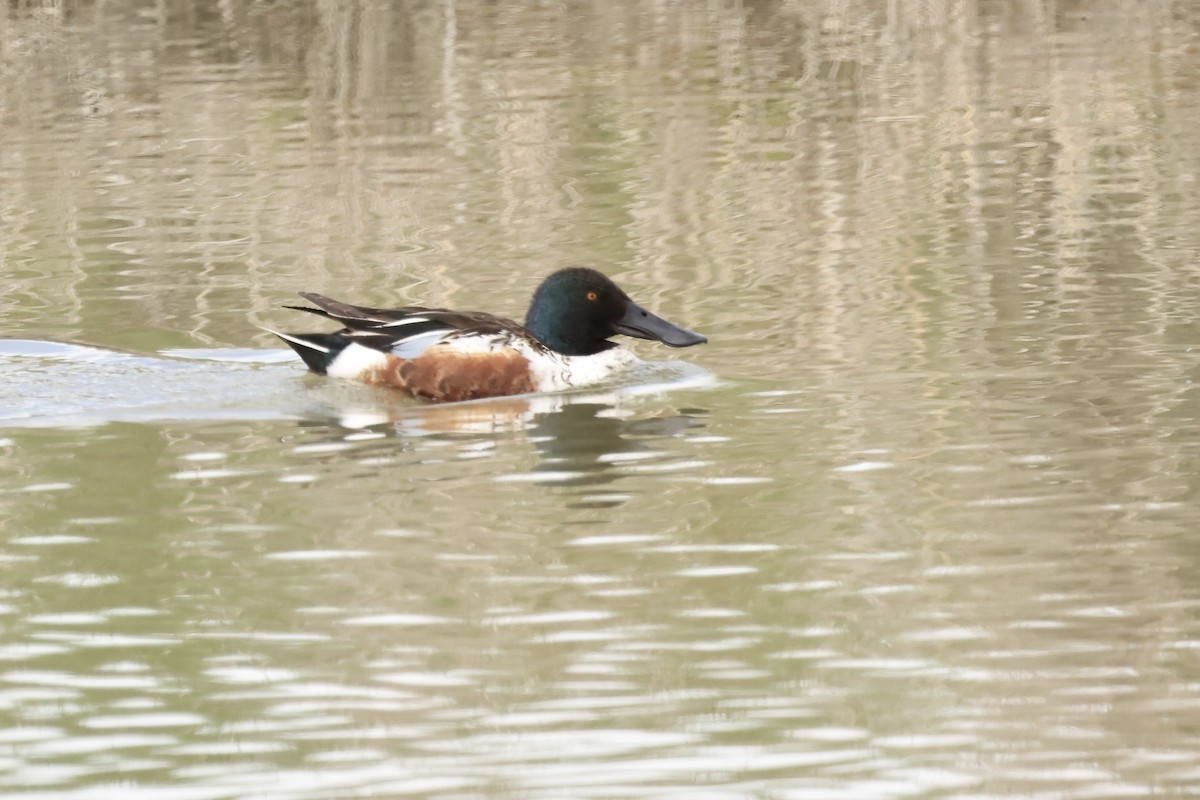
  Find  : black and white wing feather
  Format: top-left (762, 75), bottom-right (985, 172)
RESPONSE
top-left (287, 292), bottom-right (527, 357)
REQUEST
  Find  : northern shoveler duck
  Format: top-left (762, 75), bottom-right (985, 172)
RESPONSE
top-left (269, 267), bottom-right (707, 403)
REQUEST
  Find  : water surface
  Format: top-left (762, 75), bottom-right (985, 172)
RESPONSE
top-left (3, 1), bottom-right (1200, 797)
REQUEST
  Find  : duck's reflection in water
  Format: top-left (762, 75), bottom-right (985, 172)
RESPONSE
top-left (528, 402), bottom-right (705, 494)
top-left (296, 387), bottom-right (707, 496)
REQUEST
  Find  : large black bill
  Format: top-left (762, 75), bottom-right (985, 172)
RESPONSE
top-left (613, 301), bottom-right (708, 348)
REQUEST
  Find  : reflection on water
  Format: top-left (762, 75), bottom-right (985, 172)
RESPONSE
top-left (529, 403), bottom-right (707, 491)
top-left (4, 0), bottom-right (1200, 797)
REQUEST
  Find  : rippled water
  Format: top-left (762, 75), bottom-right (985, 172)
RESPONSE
top-left (3, 1), bottom-right (1200, 797)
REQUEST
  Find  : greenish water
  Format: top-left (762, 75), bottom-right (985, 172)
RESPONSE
top-left (3, 1), bottom-right (1200, 797)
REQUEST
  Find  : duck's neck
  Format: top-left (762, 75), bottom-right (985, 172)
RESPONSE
top-left (525, 310), bottom-right (614, 357)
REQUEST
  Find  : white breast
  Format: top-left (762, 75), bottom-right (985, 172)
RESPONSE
top-left (522, 345), bottom-right (638, 392)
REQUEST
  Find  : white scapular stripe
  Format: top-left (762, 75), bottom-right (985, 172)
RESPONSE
top-left (380, 316), bottom-right (431, 328)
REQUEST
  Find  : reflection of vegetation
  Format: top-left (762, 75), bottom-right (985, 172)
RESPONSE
top-left (0, 0), bottom-right (1196, 371)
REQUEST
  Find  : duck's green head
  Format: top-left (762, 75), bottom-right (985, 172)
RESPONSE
top-left (524, 267), bottom-right (707, 357)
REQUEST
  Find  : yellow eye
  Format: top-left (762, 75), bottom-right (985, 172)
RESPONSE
top-left (586, 291), bottom-right (598, 301)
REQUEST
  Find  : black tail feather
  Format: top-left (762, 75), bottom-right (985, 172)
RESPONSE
top-left (273, 331), bottom-right (351, 375)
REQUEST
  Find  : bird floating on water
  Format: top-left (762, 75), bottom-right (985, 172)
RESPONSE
top-left (268, 267), bottom-right (707, 403)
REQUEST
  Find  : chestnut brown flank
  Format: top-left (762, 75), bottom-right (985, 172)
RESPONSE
top-left (363, 349), bottom-right (537, 402)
